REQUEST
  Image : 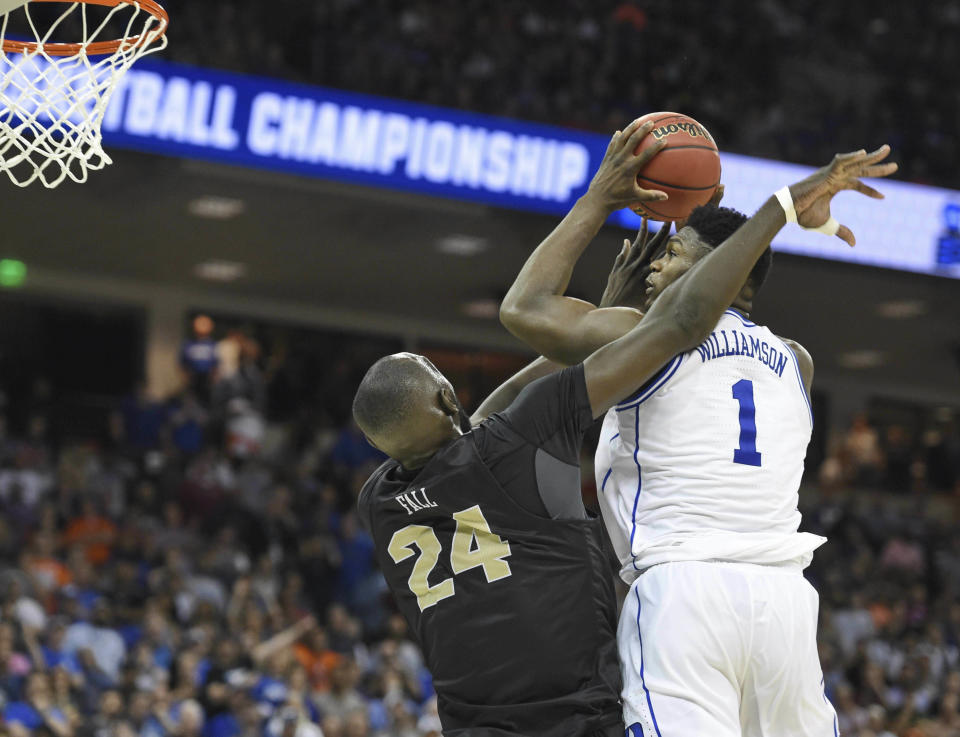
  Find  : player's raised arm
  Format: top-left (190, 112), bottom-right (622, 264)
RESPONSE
top-left (582, 146), bottom-right (898, 417)
top-left (499, 118), bottom-right (669, 365)
top-left (469, 356), bottom-right (565, 425)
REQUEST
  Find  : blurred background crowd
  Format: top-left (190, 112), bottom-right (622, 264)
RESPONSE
top-left (0, 314), bottom-right (957, 737)
top-left (0, 317), bottom-right (442, 737)
top-left (165, 0), bottom-right (960, 189)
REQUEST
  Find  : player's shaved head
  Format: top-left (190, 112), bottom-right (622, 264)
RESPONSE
top-left (353, 353), bottom-right (463, 468)
top-left (353, 353), bottom-right (438, 435)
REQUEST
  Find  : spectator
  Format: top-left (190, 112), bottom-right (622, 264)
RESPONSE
top-left (62, 599), bottom-right (126, 683)
top-left (62, 498), bottom-right (117, 567)
top-left (836, 682), bottom-right (871, 735)
top-left (864, 703), bottom-right (897, 737)
top-left (88, 688), bottom-right (125, 736)
top-left (335, 514), bottom-right (375, 608)
top-left (845, 413), bottom-right (884, 487)
top-left (224, 397), bottom-right (266, 461)
top-left (265, 704), bottom-right (324, 737)
top-left (22, 533), bottom-right (72, 605)
top-left (3, 670), bottom-right (74, 737)
top-left (213, 332), bottom-right (266, 415)
top-left (313, 659), bottom-right (366, 720)
top-left (344, 708), bottom-right (371, 737)
top-left (40, 618), bottom-right (81, 675)
top-left (3, 578), bottom-right (46, 633)
top-left (173, 697), bottom-right (205, 736)
top-left (169, 392), bottom-right (209, 456)
top-left (0, 621), bottom-right (32, 697)
top-left (180, 315), bottom-right (219, 403)
top-left (293, 626), bottom-right (342, 693)
top-left (328, 421), bottom-right (384, 472)
top-left (120, 383), bottom-right (168, 450)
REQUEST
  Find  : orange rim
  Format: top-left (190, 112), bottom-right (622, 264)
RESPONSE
top-left (1, 0), bottom-right (168, 56)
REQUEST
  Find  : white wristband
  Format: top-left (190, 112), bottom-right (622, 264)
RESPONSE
top-left (806, 216), bottom-right (841, 236)
top-left (774, 185), bottom-right (840, 236)
top-left (774, 186), bottom-right (797, 224)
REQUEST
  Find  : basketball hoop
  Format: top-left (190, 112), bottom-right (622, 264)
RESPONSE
top-left (0, 0), bottom-right (168, 187)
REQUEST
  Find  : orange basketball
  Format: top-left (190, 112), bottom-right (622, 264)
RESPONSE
top-left (632, 112), bottom-right (721, 222)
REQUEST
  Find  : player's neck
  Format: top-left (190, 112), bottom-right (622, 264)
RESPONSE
top-left (730, 295), bottom-right (753, 316)
top-left (399, 426), bottom-right (462, 471)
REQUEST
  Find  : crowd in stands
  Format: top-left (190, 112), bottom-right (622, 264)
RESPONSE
top-left (162, 0), bottom-right (960, 189)
top-left (0, 315), bottom-right (958, 736)
top-left (819, 411), bottom-right (960, 497)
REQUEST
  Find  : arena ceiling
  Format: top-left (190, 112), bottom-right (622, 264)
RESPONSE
top-left (5, 149), bottom-right (960, 404)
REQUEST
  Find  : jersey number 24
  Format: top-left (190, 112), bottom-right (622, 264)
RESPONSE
top-left (387, 505), bottom-right (513, 611)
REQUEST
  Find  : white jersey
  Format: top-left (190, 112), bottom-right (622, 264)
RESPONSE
top-left (595, 309), bottom-right (825, 582)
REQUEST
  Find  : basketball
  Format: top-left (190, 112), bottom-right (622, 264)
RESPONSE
top-left (632, 112), bottom-right (722, 222)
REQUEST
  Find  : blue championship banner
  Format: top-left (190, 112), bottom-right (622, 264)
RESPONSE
top-left (96, 59), bottom-right (960, 279)
top-left (100, 60), bottom-right (597, 215)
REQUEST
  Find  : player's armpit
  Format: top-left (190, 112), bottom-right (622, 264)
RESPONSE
top-left (780, 337), bottom-right (814, 396)
top-left (500, 299), bottom-right (643, 367)
top-left (583, 314), bottom-right (688, 418)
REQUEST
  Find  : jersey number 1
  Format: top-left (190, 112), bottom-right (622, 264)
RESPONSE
top-left (732, 379), bottom-right (762, 467)
top-left (387, 505), bottom-right (513, 612)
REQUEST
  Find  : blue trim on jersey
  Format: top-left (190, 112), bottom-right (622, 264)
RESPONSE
top-left (821, 676), bottom-right (839, 737)
top-left (627, 725), bottom-right (644, 737)
top-left (629, 406), bottom-right (643, 570)
top-left (610, 433), bottom-right (620, 442)
top-left (616, 354), bottom-right (683, 411)
top-left (780, 342), bottom-right (814, 427)
top-left (725, 308), bottom-right (756, 327)
top-left (601, 468), bottom-right (613, 493)
top-left (635, 588), bottom-right (663, 737)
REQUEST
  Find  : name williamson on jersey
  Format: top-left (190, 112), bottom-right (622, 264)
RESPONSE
top-left (694, 328), bottom-right (788, 377)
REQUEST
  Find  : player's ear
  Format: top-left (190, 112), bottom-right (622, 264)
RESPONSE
top-left (438, 387), bottom-right (459, 418)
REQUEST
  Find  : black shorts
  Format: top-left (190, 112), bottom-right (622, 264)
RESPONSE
top-left (591, 720), bottom-right (626, 737)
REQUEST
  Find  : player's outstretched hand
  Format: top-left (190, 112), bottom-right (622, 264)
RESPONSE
top-left (675, 183), bottom-right (724, 231)
top-left (587, 118), bottom-right (669, 211)
top-left (788, 145), bottom-right (898, 246)
top-left (599, 217), bottom-right (672, 308)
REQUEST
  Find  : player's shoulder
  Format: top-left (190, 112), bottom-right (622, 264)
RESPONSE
top-left (777, 336), bottom-right (813, 369)
top-left (777, 336), bottom-right (814, 392)
top-left (358, 458), bottom-right (402, 519)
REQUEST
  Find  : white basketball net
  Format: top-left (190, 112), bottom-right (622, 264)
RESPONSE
top-left (0, 1), bottom-right (167, 187)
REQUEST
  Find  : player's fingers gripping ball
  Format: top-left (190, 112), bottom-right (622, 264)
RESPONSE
top-left (632, 112), bottom-right (722, 222)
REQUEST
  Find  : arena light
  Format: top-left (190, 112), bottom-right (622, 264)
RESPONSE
top-left (193, 260), bottom-right (247, 282)
top-left (436, 235), bottom-right (489, 257)
top-left (461, 298), bottom-right (500, 319)
top-left (876, 299), bottom-right (928, 319)
top-left (0, 258), bottom-right (26, 287)
top-left (837, 350), bottom-right (887, 369)
top-left (187, 196), bottom-right (246, 220)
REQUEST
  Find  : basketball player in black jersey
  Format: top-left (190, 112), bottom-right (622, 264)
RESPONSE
top-left (352, 118), bottom-right (880, 736)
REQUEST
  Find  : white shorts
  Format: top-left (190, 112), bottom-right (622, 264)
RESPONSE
top-left (618, 560), bottom-right (838, 737)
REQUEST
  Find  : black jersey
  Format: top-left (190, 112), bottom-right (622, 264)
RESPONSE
top-left (359, 367), bottom-right (622, 737)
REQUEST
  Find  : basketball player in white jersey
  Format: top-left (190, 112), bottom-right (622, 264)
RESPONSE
top-left (499, 121), bottom-right (898, 737)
